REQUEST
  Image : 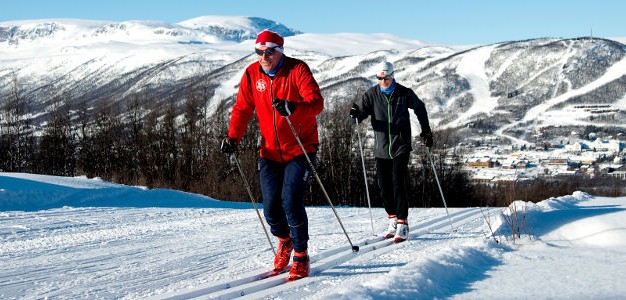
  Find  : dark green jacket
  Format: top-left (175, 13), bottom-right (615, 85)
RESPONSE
top-left (354, 81), bottom-right (431, 159)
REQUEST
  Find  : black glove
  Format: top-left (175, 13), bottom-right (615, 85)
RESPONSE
top-left (350, 103), bottom-right (368, 124)
top-left (220, 137), bottom-right (238, 154)
top-left (421, 132), bottom-right (434, 148)
top-left (349, 103), bottom-right (364, 120)
top-left (272, 98), bottom-right (296, 117)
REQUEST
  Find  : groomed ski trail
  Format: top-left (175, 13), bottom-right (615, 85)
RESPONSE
top-left (157, 207), bottom-right (493, 299)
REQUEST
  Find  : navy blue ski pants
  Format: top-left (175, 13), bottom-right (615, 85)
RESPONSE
top-left (259, 153), bottom-right (315, 253)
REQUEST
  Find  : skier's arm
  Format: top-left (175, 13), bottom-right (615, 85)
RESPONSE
top-left (294, 63), bottom-right (324, 117)
top-left (228, 70), bottom-right (256, 141)
top-left (411, 94), bottom-right (432, 135)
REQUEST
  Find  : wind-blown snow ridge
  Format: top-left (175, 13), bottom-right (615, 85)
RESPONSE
top-left (0, 172), bottom-right (250, 211)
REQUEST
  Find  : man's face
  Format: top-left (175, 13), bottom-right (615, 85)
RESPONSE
top-left (255, 46), bottom-right (283, 72)
top-left (377, 72), bottom-right (393, 89)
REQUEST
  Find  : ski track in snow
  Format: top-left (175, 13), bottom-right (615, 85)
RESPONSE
top-left (0, 203), bottom-right (483, 299)
top-left (0, 203), bottom-right (493, 299)
top-left (2, 174), bottom-right (626, 299)
top-left (226, 207), bottom-right (496, 300)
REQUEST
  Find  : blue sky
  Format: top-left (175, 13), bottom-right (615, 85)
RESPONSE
top-left (2, 0), bottom-right (625, 45)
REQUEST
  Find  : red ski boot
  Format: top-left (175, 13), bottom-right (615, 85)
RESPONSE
top-left (273, 237), bottom-right (293, 271)
top-left (287, 251), bottom-right (309, 281)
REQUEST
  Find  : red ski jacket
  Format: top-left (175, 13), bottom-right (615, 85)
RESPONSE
top-left (228, 56), bottom-right (324, 163)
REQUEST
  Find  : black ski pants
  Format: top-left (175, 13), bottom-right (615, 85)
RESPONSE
top-left (376, 153), bottom-right (410, 220)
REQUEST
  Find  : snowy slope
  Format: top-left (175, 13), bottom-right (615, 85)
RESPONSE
top-left (1, 16), bottom-right (626, 144)
top-left (1, 173), bottom-right (625, 299)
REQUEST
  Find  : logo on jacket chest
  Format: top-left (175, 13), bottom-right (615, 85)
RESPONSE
top-left (256, 79), bottom-right (268, 92)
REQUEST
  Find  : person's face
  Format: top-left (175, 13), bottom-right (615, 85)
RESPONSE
top-left (255, 46), bottom-right (283, 72)
top-left (377, 72), bottom-right (393, 89)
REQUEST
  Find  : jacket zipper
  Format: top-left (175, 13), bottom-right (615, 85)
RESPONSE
top-left (386, 93), bottom-right (394, 158)
top-left (270, 77), bottom-right (285, 162)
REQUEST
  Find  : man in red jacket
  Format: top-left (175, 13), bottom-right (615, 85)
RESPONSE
top-left (220, 29), bottom-right (324, 281)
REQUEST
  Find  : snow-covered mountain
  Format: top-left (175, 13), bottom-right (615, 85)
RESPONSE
top-left (0, 16), bottom-right (300, 45)
top-left (1, 16), bottom-right (625, 144)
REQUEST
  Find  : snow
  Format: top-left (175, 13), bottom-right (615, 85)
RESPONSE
top-left (287, 33), bottom-right (431, 57)
top-left (495, 51), bottom-right (626, 143)
top-left (451, 45), bottom-right (500, 127)
top-left (177, 16), bottom-right (268, 34)
top-left (0, 18), bottom-right (436, 60)
top-left (1, 172), bottom-right (625, 299)
top-left (523, 54), bottom-right (626, 125)
top-left (610, 37), bottom-right (626, 45)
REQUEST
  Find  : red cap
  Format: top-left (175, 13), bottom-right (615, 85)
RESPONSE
top-left (255, 29), bottom-right (284, 48)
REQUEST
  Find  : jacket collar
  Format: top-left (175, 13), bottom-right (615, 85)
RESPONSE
top-left (261, 55), bottom-right (286, 77)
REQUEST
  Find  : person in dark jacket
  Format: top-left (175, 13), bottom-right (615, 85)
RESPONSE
top-left (350, 61), bottom-right (433, 243)
top-left (220, 29), bottom-right (324, 280)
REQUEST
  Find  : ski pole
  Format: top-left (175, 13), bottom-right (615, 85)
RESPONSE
top-left (355, 118), bottom-right (375, 236)
top-left (229, 153), bottom-right (276, 255)
top-left (284, 115), bottom-right (359, 252)
top-left (425, 147), bottom-right (456, 233)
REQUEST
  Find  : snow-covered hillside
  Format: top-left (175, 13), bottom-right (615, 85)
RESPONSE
top-left (1, 172), bottom-right (625, 299)
top-left (1, 16), bottom-right (626, 145)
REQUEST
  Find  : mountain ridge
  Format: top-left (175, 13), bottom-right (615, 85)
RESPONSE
top-left (0, 16), bottom-right (300, 45)
top-left (1, 16), bottom-right (626, 145)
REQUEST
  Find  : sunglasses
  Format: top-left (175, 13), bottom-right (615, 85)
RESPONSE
top-left (376, 75), bottom-right (391, 81)
top-left (255, 47), bottom-right (278, 56)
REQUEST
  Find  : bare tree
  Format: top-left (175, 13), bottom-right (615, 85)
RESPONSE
top-left (315, 93), bottom-right (365, 206)
top-left (178, 86), bottom-right (205, 190)
top-left (411, 129), bottom-right (475, 208)
top-left (36, 93), bottom-right (76, 176)
top-left (0, 74), bottom-right (35, 172)
top-left (116, 94), bottom-right (146, 185)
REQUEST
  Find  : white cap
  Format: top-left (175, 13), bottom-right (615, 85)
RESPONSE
top-left (376, 61), bottom-right (394, 77)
